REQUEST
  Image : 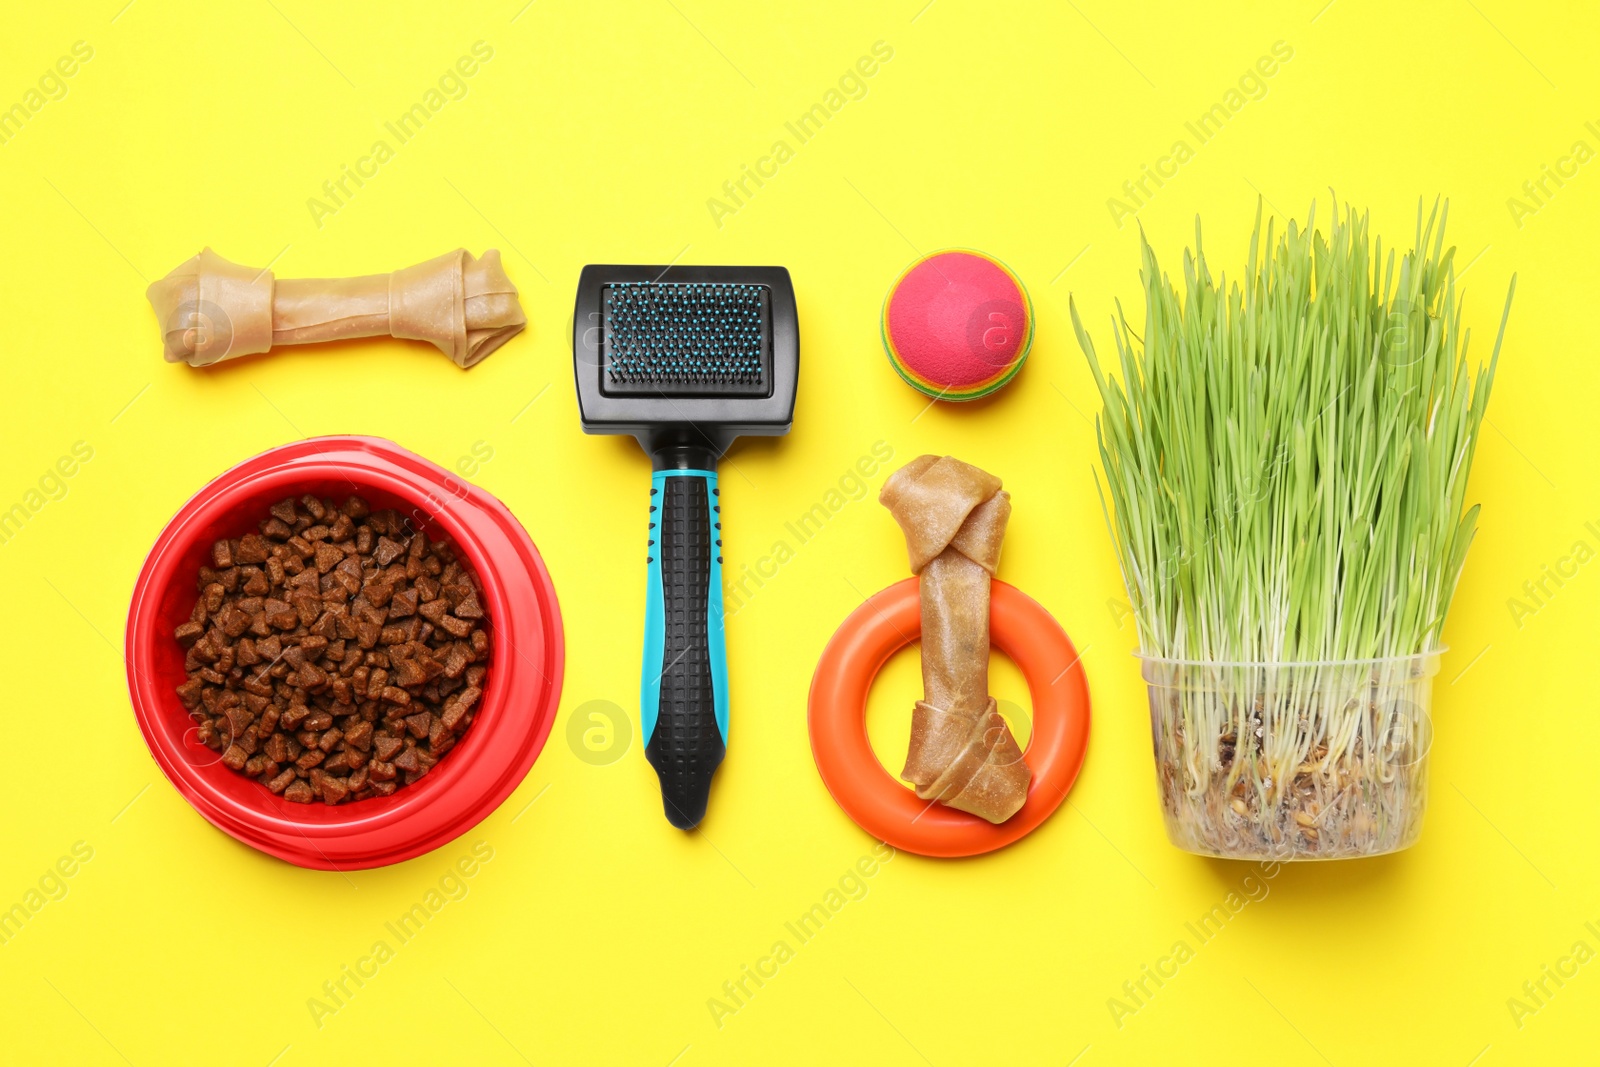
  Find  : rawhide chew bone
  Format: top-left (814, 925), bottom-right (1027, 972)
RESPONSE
top-left (879, 455), bottom-right (1031, 823)
top-left (147, 248), bottom-right (525, 369)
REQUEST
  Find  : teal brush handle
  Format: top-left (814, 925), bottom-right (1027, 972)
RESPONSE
top-left (641, 467), bottom-right (728, 828)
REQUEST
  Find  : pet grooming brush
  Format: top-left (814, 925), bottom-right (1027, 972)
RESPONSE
top-left (573, 265), bottom-right (799, 829)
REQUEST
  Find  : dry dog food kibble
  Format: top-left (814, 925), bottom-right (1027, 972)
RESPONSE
top-left (173, 495), bottom-right (489, 805)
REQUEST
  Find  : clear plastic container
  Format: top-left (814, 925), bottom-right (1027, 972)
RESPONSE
top-left (1138, 653), bottom-right (1440, 861)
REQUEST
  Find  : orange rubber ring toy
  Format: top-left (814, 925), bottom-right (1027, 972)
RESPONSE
top-left (809, 578), bottom-right (1091, 857)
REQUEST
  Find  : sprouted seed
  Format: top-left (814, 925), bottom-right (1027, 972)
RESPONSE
top-left (1073, 199), bottom-right (1512, 859)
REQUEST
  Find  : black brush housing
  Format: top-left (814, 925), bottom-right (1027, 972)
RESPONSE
top-left (573, 265), bottom-right (798, 466)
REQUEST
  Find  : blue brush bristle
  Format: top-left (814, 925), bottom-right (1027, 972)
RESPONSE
top-left (603, 282), bottom-right (767, 388)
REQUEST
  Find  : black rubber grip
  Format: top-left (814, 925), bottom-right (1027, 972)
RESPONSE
top-left (644, 473), bottom-right (725, 828)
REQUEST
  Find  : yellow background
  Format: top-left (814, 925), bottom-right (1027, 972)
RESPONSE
top-left (2, 1), bottom-right (1596, 1063)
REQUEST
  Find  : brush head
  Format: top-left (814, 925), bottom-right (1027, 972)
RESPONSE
top-left (601, 281), bottom-right (769, 395)
top-left (574, 265), bottom-right (799, 460)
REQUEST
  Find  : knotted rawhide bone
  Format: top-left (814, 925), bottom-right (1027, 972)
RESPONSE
top-left (146, 248), bottom-right (525, 369)
top-left (879, 455), bottom-right (1031, 823)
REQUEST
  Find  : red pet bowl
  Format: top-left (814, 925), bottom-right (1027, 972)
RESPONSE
top-left (125, 436), bottom-right (564, 870)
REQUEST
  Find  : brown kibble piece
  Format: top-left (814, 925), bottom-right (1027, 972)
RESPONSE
top-left (441, 644), bottom-right (469, 679)
top-left (236, 534), bottom-right (271, 564)
top-left (374, 536), bottom-right (405, 566)
top-left (315, 542), bottom-right (343, 574)
top-left (353, 599), bottom-right (386, 627)
top-left (364, 578), bottom-right (394, 608)
top-left (389, 588), bottom-right (418, 618)
top-left (176, 681), bottom-right (204, 713)
top-left (219, 605), bottom-right (251, 637)
top-left (453, 590), bottom-right (484, 619)
top-left (345, 721), bottom-right (373, 751)
top-left (289, 591), bottom-right (320, 627)
top-left (291, 662), bottom-right (328, 689)
top-left (393, 657), bottom-right (429, 688)
top-left (438, 615), bottom-right (473, 639)
top-left (354, 620), bottom-right (382, 649)
top-left (263, 599), bottom-right (298, 630)
top-left (440, 698), bottom-right (469, 732)
top-left (428, 715), bottom-right (451, 748)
